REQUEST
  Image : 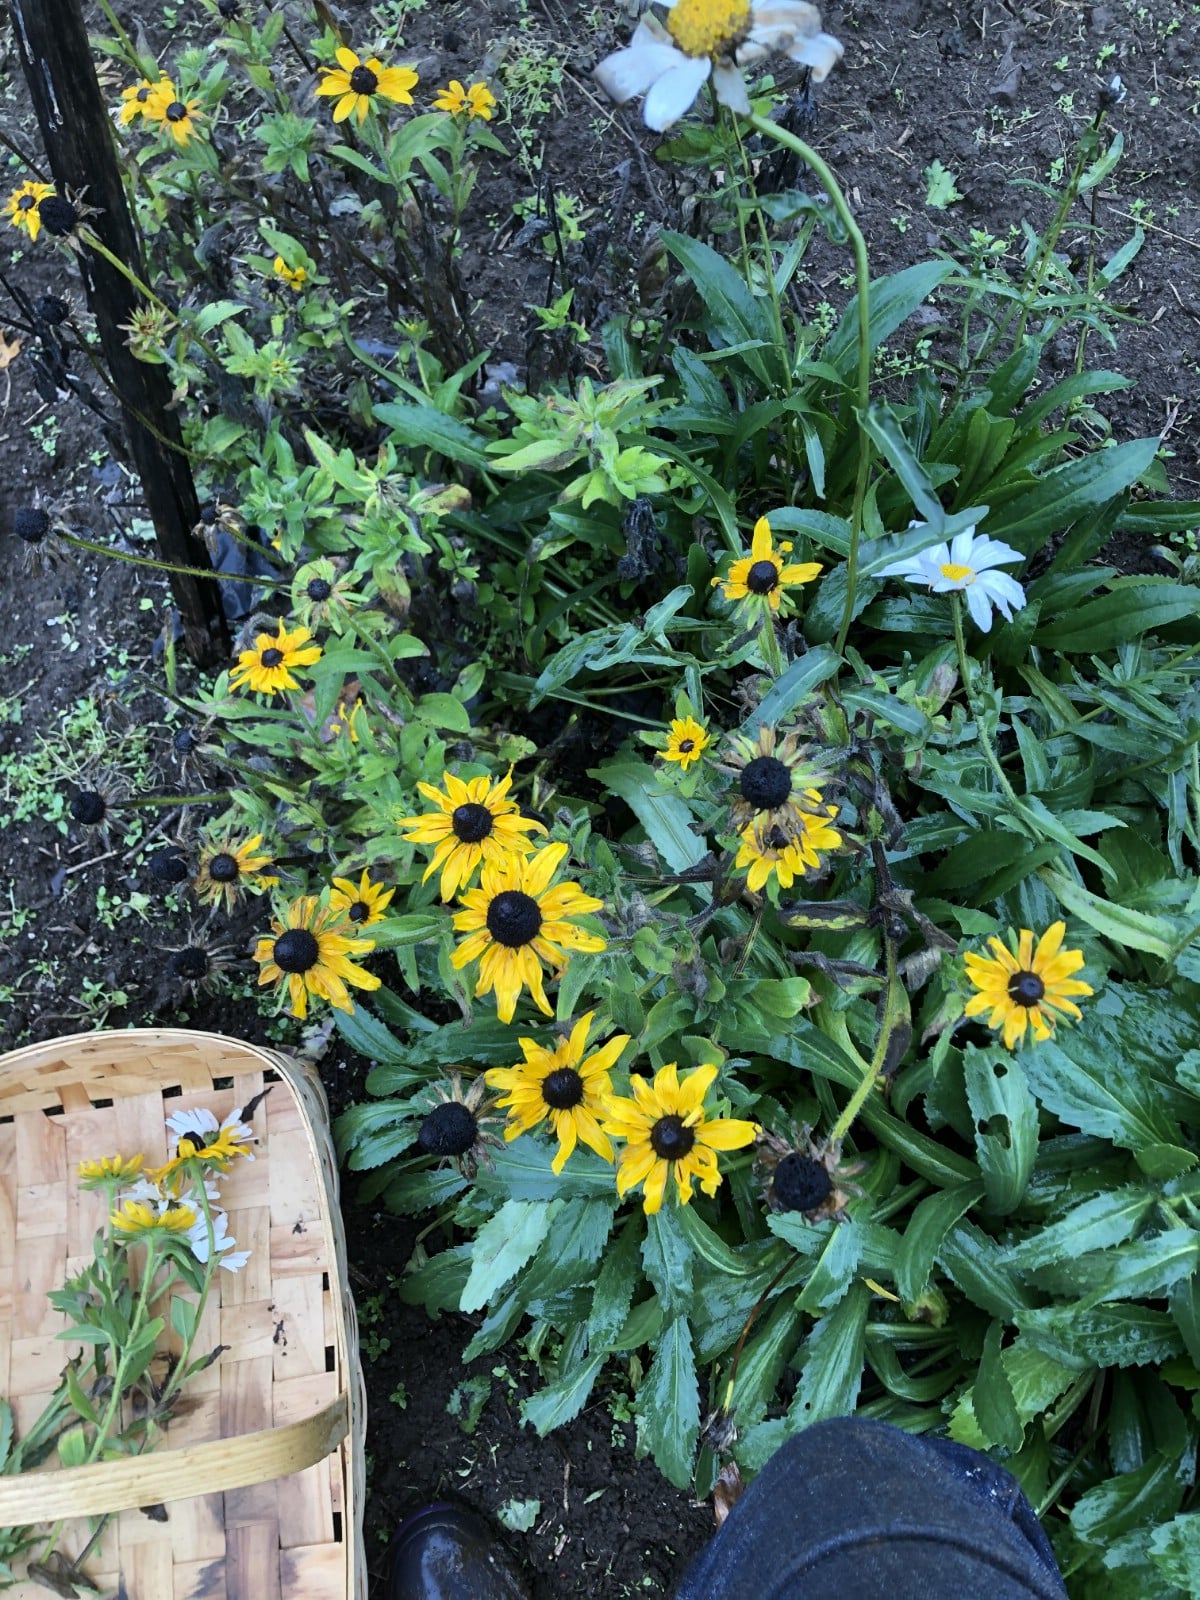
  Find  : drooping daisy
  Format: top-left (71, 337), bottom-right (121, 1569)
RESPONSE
top-left (451, 842), bottom-right (606, 1024)
top-left (194, 834), bottom-right (277, 913)
top-left (397, 768), bottom-right (546, 901)
top-left (315, 47), bottom-right (419, 124)
top-left (712, 515), bottom-right (822, 614)
top-left (254, 896), bottom-right (381, 1020)
top-left (661, 715), bottom-right (711, 771)
top-left (433, 80), bottom-right (497, 120)
top-left (963, 922), bottom-right (1093, 1049)
top-left (229, 617), bottom-right (321, 696)
top-left (486, 1012), bottom-right (631, 1173)
top-left (185, 1206), bottom-right (250, 1272)
top-left (878, 524), bottom-right (1027, 634)
top-left (329, 868), bottom-right (395, 926)
top-left (595, 0), bottom-right (843, 132)
top-left (272, 255), bottom-right (308, 290)
top-left (720, 724), bottom-right (834, 837)
top-left (5, 180), bottom-right (53, 243)
top-left (600, 1061), bottom-right (758, 1215)
top-left (734, 801), bottom-right (840, 891)
top-left (112, 1197), bottom-right (198, 1238)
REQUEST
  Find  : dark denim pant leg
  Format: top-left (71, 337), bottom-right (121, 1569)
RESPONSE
top-left (674, 1418), bottom-right (1067, 1600)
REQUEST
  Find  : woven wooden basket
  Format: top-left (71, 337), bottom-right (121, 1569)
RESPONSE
top-left (0, 1028), bottom-right (367, 1600)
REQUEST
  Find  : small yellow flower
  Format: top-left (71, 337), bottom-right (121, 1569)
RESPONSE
top-left (451, 842), bottom-right (606, 1024)
top-left (315, 46), bottom-right (419, 124)
top-left (112, 1198), bottom-right (198, 1237)
top-left (661, 715), bottom-right (710, 771)
top-left (153, 1104), bottom-right (259, 1191)
top-left (397, 767), bottom-right (546, 901)
top-left (735, 799), bottom-right (841, 891)
top-left (254, 895), bottom-right (381, 1020)
top-left (5, 181), bottom-right (54, 243)
top-left (329, 699), bottom-right (365, 741)
top-left (712, 516), bottom-right (822, 612)
top-left (273, 255), bottom-right (308, 291)
top-left (329, 868), bottom-right (395, 927)
top-left (229, 617), bottom-right (321, 696)
top-left (963, 922), bottom-right (1093, 1049)
top-left (147, 81), bottom-right (204, 145)
top-left (194, 834), bottom-right (277, 913)
top-left (118, 78), bottom-right (167, 125)
top-left (486, 1012), bottom-right (630, 1173)
top-left (600, 1061), bottom-right (758, 1216)
top-left (433, 80), bottom-right (497, 120)
top-left (78, 1153), bottom-right (143, 1186)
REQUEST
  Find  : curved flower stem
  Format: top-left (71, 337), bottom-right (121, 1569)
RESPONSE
top-left (747, 114), bottom-right (873, 657)
top-left (78, 231), bottom-right (221, 365)
top-left (61, 531), bottom-right (289, 588)
top-left (951, 595), bottom-right (1025, 813)
top-left (828, 935), bottom-right (901, 1147)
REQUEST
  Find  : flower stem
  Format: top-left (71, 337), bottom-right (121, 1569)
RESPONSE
top-left (757, 610), bottom-right (785, 679)
top-left (747, 114), bottom-right (873, 657)
top-left (951, 595), bottom-right (1025, 812)
top-left (829, 936), bottom-right (901, 1146)
top-left (61, 530), bottom-right (288, 588)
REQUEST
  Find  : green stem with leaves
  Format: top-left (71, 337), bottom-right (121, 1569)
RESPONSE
top-left (748, 115), bottom-right (873, 657)
top-left (828, 935), bottom-right (901, 1146)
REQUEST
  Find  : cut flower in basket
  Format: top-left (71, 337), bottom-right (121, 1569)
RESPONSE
top-left (595, 0), bottom-right (843, 130)
top-left (153, 1096), bottom-right (264, 1191)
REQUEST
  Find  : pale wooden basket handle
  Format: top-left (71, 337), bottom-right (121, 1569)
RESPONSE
top-left (0, 1394), bottom-right (348, 1522)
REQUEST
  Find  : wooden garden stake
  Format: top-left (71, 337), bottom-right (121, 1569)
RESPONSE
top-left (11, 0), bottom-right (230, 664)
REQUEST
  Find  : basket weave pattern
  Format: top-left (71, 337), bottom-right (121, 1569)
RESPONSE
top-left (0, 1030), bottom-right (366, 1600)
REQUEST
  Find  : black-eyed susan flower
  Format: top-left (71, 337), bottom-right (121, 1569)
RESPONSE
top-left (397, 768), bottom-right (546, 901)
top-left (712, 515), bottom-right (822, 613)
top-left (118, 78), bottom-right (169, 125)
top-left (416, 1074), bottom-right (504, 1177)
top-left (65, 769), bottom-right (129, 843)
top-left (290, 558), bottom-right (362, 633)
top-left (433, 80), bottom-right (497, 120)
top-left (720, 724), bottom-right (834, 837)
top-left (329, 868), bottom-right (394, 926)
top-left (254, 895), bottom-right (381, 1019)
top-left (194, 834), bottom-right (277, 913)
top-left (600, 1060), bottom-right (757, 1216)
top-left (451, 841), bottom-right (605, 1024)
top-left (5, 180), bottom-right (53, 243)
top-left (316, 47), bottom-right (419, 124)
top-left (272, 255), bottom-right (307, 291)
top-left (734, 802), bottom-right (841, 891)
top-left (112, 1197), bottom-right (198, 1238)
top-left (661, 715), bottom-right (710, 771)
top-left (963, 922), bottom-right (1093, 1049)
top-left (486, 1012), bottom-right (631, 1173)
top-left (148, 81), bottom-right (205, 145)
top-left (153, 1102), bottom-right (260, 1192)
top-left (78, 1153), bottom-right (144, 1187)
top-left (595, 0), bottom-right (841, 131)
top-left (229, 617), bottom-right (321, 696)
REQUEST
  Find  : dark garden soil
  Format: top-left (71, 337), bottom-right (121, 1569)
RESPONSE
top-left (1, 0), bottom-right (1199, 1593)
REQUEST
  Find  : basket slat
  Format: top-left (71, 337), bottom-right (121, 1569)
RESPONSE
top-left (0, 1029), bottom-right (366, 1600)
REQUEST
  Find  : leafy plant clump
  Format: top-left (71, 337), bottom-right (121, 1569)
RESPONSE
top-left (9, 2), bottom-right (1200, 1593)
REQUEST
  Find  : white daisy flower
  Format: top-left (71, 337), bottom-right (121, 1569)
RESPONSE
top-left (878, 524), bottom-right (1027, 633)
top-left (594, 0), bottom-right (843, 132)
top-left (186, 1206), bottom-right (251, 1273)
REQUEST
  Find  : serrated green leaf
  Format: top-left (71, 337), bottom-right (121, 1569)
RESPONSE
top-left (896, 1182), bottom-right (984, 1303)
top-left (727, 1295), bottom-right (804, 1429)
top-left (521, 1355), bottom-right (606, 1437)
top-left (460, 1200), bottom-right (560, 1313)
top-left (399, 1243), bottom-right (473, 1316)
top-left (939, 1220), bottom-right (1034, 1318)
top-left (1017, 1303), bottom-right (1184, 1368)
top-left (642, 1208), bottom-right (695, 1323)
top-left (594, 760), bottom-right (706, 873)
top-left (796, 1218), bottom-right (864, 1314)
top-left (964, 1048), bottom-right (1038, 1214)
top-left (637, 1315), bottom-right (700, 1490)
top-left (789, 1280), bottom-right (870, 1426)
top-left (1071, 1454), bottom-right (1184, 1548)
top-left (589, 1216), bottom-right (644, 1349)
top-left (1004, 1187), bottom-right (1157, 1272)
top-left (374, 400), bottom-right (492, 470)
top-left (973, 1321), bottom-right (1024, 1452)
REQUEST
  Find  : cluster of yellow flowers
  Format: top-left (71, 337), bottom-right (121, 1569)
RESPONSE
top-left (315, 47), bottom-right (496, 124)
top-left (119, 76), bottom-right (204, 144)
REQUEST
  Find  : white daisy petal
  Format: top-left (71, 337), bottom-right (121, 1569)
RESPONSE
top-left (643, 55), bottom-right (711, 130)
top-left (787, 30), bottom-right (844, 80)
top-left (167, 1108), bottom-right (218, 1140)
top-left (948, 528), bottom-right (976, 566)
top-left (712, 59), bottom-right (751, 114)
top-left (965, 582), bottom-right (994, 631)
top-left (980, 570), bottom-right (1027, 620)
top-left (968, 536), bottom-right (1023, 571)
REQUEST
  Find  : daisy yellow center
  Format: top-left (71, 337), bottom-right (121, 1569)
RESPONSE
top-left (209, 853), bottom-right (240, 882)
top-left (487, 889), bottom-right (542, 948)
top-left (349, 63), bottom-right (378, 95)
top-left (1008, 970), bottom-right (1046, 1007)
top-left (274, 928), bottom-right (319, 973)
top-left (667, 0), bottom-right (752, 58)
top-left (542, 1067), bottom-right (584, 1109)
top-left (740, 756), bottom-right (791, 810)
top-left (452, 802), bottom-right (494, 843)
top-left (746, 559), bottom-right (780, 594)
top-left (261, 646), bottom-right (284, 667)
top-left (940, 562), bottom-right (975, 583)
top-left (650, 1113), bottom-right (696, 1159)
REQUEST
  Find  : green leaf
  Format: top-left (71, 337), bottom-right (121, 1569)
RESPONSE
top-left (642, 1208), bottom-right (695, 1323)
top-left (675, 1204), bottom-right (756, 1277)
top-left (796, 1218), bottom-right (865, 1314)
top-left (728, 1296), bottom-right (804, 1429)
top-left (1023, 1034), bottom-right (1181, 1153)
top-left (496, 1496), bottom-right (542, 1531)
top-left (859, 405), bottom-right (945, 529)
top-left (399, 1243), bottom-right (473, 1316)
top-left (963, 1048), bottom-right (1039, 1213)
top-left (1018, 1303), bottom-right (1184, 1368)
top-left (332, 1006), bottom-right (410, 1064)
top-left (595, 759), bottom-right (707, 872)
top-left (939, 1220), bottom-right (1034, 1318)
top-left (824, 261), bottom-right (955, 378)
top-left (170, 1296), bottom-right (198, 1348)
top-left (1151, 1512), bottom-right (1200, 1589)
top-left (637, 1315), bottom-right (700, 1490)
top-left (460, 1200), bottom-right (560, 1313)
top-left (985, 437), bottom-right (1160, 554)
top-left (1042, 867), bottom-right (1175, 959)
top-left (476, 1138), bottom-right (618, 1201)
top-left (895, 1182), bottom-right (984, 1303)
top-left (1006, 1187), bottom-right (1158, 1272)
top-left (789, 1280), bottom-right (870, 1424)
top-left (373, 401), bottom-right (492, 471)
top-left (740, 645), bottom-right (841, 727)
top-left (358, 913), bottom-right (446, 951)
top-left (57, 1427), bottom-right (89, 1469)
top-left (950, 1337), bottom-right (1081, 1449)
top-left (1071, 1454), bottom-right (1184, 1548)
top-left (521, 1356), bottom-right (606, 1437)
top-left (973, 1321), bottom-right (1024, 1452)
top-left (1035, 579), bottom-right (1200, 652)
top-left (661, 232), bottom-right (782, 388)
top-left (589, 1217), bottom-right (644, 1349)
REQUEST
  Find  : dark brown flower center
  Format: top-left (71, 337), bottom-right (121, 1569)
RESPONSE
top-left (273, 928), bottom-right (319, 973)
top-left (348, 900), bottom-right (370, 923)
top-left (137, 86), bottom-right (153, 102)
top-left (349, 64), bottom-right (378, 96)
top-left (169, 947), bottom-right (209, 981)
top-left (17, 194), bottom-right (35, 210)
top-left (740, 755), bottom-right (791, 810)
top-left (542, 1068), bottom-right (584, 1110)
top-left (486, 890), bottom-right (541, 948)
top-left (166, 101), bottom-right (188, 121)
top-left (452, 802), bottom-right (494, 844)
top-left (307, 577), bottom-right (333, 601)
top-left (650, 1114), bottom-right (695, 1160)
top-left (418, 1101), bottom-right (477, 1156)
top-left (678, 738), bottom-right (695, 753)
top-left (38, 196), bottom-right (78, 236)
top-left (260, 647), bottom-right (284, 668)
top-left (70, 790), bottom-right (107, 825)
top-left (746, 559), bottom-right (780, 594)
top-left (15, 507), bottom-right (50, 542)
top-left (1008, 970), bottom-right (1046, 1007)
top-left (148, 848), bottom-right (189, 883)
top-left (773, 1153), bottom-right (832, 1213)
top-left (208, 852), bottom-right (240, 882)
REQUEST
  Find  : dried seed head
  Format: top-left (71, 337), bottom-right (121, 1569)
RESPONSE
top-left (168, 946), bottom-right (210, 980)
top-left (417, 1100), bottom-right (477, 1156)
top-left (38, 196), bottom-right (79, 237)
top-left (15, 507), bottom-right (50, 544)
top-left (147, 848), bottom-right (189, 884)
top-left (772, 1152), bottom-right (833, 1213)
top-left (34, 295), bottom-right (69, 325)
top-left (69, 790), bottom-right (107, 825)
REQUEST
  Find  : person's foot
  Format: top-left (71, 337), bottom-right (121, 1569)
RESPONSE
top-left (385, 1501), bottom-right (531, 1600)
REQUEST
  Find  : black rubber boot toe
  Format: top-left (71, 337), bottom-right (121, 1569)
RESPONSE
top-left (385, 1501), bottom-right (531, 1600)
